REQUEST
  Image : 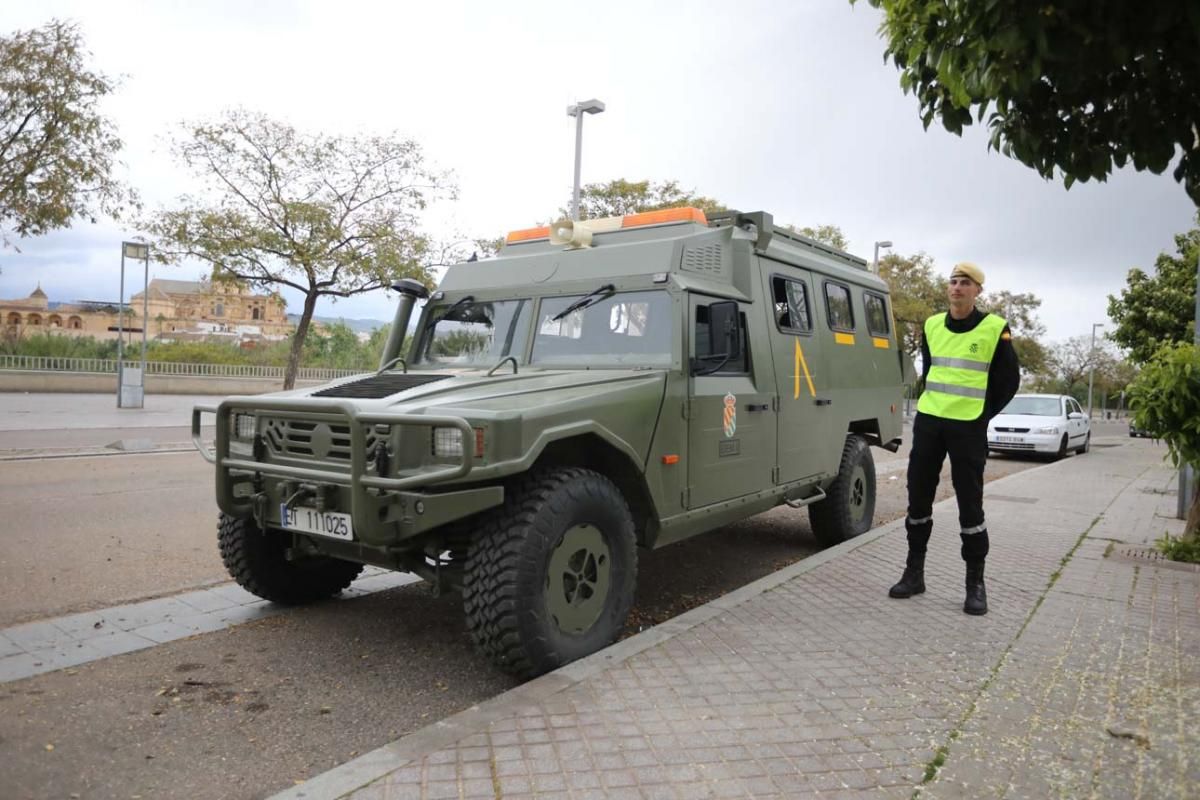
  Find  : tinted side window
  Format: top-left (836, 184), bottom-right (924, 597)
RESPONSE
top-left (771, 276), bottom-right (812, 333)
top-left (824, 282), bottom-right (854, 331)
top-left (864, 292), bottom-right (889, 336)
top-left (695, 304), bottom-right (749, 374)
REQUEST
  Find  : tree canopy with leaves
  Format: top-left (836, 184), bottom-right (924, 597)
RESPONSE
top-left (0, 19), bottom-right (136, 249)
top-left (1107, 216), bottom-right (1199, 364)
top-left (144, 109), bottom-right (454, 388)
top-left (784, 224), bottom-right (849, 251)
top-left (563, 179), bottom-right (725, 220)
top-left (858, 0), bottom-right (1200, 203)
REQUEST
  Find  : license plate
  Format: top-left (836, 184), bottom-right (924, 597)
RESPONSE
top-left (280, 505), bottom-right (353, 540)
top-left (997, 435), bottom-right (1024, 443)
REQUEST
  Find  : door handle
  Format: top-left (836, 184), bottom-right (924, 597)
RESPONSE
top-left (745, 403), bottom-right (770, 412)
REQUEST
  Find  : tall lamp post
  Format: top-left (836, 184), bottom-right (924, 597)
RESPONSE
top-left (1086, 322), bottom-right (1104, 419)
top-left (567, 98), bottom-right (605, 221)
top-left (872, 240), bottom-right (892, 274)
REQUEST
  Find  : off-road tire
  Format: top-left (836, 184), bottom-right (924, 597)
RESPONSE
top-left (808, 435), bottom-right (876, 546)
top-left (217, 512), bottom-right (363, 604)
top-left (462, 467), bottom-right (637, 678)
top-left (1076, 433), bottom-right (1090, 454)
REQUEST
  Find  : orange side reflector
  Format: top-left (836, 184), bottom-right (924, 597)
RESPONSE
top-left (621, 207), bottom-right (708, 228)
top-left (661, 454), bottom-right (680, 465)
top-left (505, 225), bottom-right (551, 243)
top-left (474, 428), bottom-right (486, 458)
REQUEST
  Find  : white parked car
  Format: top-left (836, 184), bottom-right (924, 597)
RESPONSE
top-left (987, 393), bottom-right (1091, 458)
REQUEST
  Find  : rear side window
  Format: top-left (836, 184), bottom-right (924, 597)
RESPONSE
top-left (864, 292), bottom-right (889, 336)
top-left (824, 282), bottom-right (854, 331)
top-left (770, 276), bottom-right (812, 333)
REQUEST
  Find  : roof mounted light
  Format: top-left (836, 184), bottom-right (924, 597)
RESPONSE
top-left (506, 206), bottom-right (708, 245)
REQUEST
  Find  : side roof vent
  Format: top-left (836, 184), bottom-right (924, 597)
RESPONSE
top-left (681, 243), bottom-right (726, 277)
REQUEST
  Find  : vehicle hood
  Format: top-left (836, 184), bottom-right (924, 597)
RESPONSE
top-left (302, 367), bottom-right (669, 415)
top-left (988, 413), bottom-right (1065, 430)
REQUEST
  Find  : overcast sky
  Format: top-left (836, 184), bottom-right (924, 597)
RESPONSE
top-left (2, 0), bottom-right (1196, 344)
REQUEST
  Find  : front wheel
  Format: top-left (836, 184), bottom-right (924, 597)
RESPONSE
top-left (1076, 433), bottom-right (1091, 454)
top-left (462, 467), bottom-right (637, 678)
top-left (808, 435), bottom-right (876, 546)
top-left (1053, 433), bottom-right (1069, 460)
top-left (217, 513), bottom-right (363, 604)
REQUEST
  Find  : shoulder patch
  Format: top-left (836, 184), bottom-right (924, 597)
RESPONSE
top-left (1000, 332), bottom-right (1012, 341)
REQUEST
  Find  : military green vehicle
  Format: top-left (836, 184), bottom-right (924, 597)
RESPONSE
top-left (193, 207), bottom-right (910, 678)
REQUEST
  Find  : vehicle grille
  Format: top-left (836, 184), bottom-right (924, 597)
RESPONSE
top-left (993, 426), bottom-right (1031, 433)
top-left (312, 373), bottom-right (452, 399)
top-left (992, 442), bottom-right (1036, 450)
top-left (263, 419), bottom-right (388, 468)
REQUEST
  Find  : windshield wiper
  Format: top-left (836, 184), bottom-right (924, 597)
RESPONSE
top-left (551, 284), bottom-right (615, 321)
top-left (424, 295), bottom-right (475, 330)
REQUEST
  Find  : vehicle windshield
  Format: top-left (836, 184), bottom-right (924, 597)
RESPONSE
top-left (532, 290), bottom-right (672, 367)
top-left (415, 298), bottom-right (532, 367)
top-left (1000, 396), bottom-right (1063, 416)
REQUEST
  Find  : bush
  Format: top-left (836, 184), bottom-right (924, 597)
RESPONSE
top-left (1155, 532), bottom-right (1200, 563)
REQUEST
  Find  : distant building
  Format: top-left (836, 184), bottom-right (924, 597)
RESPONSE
top-left (1, 279), bottom-right (292, 344)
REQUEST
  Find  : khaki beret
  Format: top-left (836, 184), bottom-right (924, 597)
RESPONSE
top-left (950, 261), bottom-right (984, 286)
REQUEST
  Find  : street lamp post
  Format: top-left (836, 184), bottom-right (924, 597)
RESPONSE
top-left (567, 98), bottom-right (605, 221)
top-left (1086, 322), bottom-right (1104, 419)
top-left (872, 240), bottom-right (893, 274)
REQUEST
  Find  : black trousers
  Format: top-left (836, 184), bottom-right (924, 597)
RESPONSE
top-left (905, 412), bottom-right (990, 563)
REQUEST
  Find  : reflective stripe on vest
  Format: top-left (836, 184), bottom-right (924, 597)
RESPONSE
top-left (918, 312), bottom-right (1007, 420)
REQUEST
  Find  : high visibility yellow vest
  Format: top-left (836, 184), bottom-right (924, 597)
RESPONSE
top-left (917, 312), bottom-right (1007, 421)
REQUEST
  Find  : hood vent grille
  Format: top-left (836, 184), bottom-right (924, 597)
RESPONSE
top-left (311, 373), bottom-right (452, 399)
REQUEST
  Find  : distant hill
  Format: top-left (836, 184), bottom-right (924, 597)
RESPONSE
top-left (288, 314), bottom-right (390, 334)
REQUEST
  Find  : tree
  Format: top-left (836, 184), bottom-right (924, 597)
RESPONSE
top-left (0, 19), bottom-right (136, 248)
top-left (144, 109), bottom-right (453, 388)
top-left (1128, 342), bottom-right (1200, 546)
top-left (1041, 335), bottom-right (1116, 398)
top-left (784, 224), bottom-right (848, 251)
top-left (876, 251), bottom-right (944, 361)
top-left (1107, 216), bottom-right (1199, 364)
top-left (564, 179), bottom-right (726, 220)
top-left (858, 1), bottom-right (1200, 203)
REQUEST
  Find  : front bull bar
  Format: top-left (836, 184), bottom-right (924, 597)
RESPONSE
top-left (192, 396), bottom-right (475, 536)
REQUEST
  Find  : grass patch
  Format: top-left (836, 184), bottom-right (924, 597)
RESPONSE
top-left (1154, 531), bottom-right (1200, 563)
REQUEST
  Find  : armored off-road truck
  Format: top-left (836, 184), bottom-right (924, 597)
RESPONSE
top-left (193, 207), bottom-right (910, 678)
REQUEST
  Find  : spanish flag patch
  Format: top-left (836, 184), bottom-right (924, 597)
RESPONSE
top-left (1001, 332), bottom-right (1012, 341)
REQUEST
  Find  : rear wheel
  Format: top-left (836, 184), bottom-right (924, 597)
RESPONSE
top-left (217, 513), bottom-right (363, 604)
top-left (463, 467), bottom-right (637, 678)
top-left (808, 435), bottom-right (876, 546)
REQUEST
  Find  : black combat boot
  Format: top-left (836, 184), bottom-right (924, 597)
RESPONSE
top-left (963, 561), bottom-right (988, 615)
top-left (888, 552), bottom-right (926, 598)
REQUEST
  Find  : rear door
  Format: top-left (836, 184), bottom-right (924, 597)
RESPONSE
top-left (759, 265), bottom-right (834, 484)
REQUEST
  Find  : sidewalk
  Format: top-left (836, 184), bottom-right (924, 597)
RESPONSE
top-left (277, 441), bottom-right (1198, 800)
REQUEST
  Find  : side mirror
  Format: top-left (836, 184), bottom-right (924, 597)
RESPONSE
top-left (1067, 412), bottom-right (1083, 420)
top-left (708, 300), bottom-right (741, 359)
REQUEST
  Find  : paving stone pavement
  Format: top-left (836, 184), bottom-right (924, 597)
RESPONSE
top-left (275, 442), bottom-right (1195, 800)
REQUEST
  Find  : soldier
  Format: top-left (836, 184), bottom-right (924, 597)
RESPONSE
top-left (889, 262), bottom-right (1019, 615)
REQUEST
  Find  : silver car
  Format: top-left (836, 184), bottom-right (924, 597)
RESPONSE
top-left (988, 393), bottom-right (1091, 458)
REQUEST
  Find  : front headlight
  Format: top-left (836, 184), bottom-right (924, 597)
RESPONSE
top-left (232, 412), bottom-right (257, 439)
top-left (1034, 426), bottom-right (1059, 435)
top-left (432, 426), bottom-right (485, 458)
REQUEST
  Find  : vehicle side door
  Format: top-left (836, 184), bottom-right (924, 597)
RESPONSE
top-left (759, 265), bottom-right (833, 485)
top-left (685, 294), bottom-right (775, 508)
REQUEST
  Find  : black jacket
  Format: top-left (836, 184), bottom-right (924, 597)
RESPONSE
top-left (919, 308), bottom-right (1020, 422)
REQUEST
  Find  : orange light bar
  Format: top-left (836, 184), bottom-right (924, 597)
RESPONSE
top-left (621, 207), bottom-right (707, 228)
top-left (506, 225), bottom-right (551, 244)
top-left (504, 206), bottom-right (707, 245)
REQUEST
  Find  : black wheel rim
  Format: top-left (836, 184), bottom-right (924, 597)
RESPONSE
top-left (848, 464), bottom-right (868, 524)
